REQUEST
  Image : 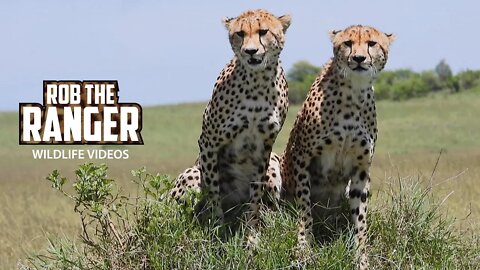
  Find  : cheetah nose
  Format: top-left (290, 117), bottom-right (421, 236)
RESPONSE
top-left (353, 55), bottom-right (367, 63)
top-left (244, 48), bottom-right (258, 56)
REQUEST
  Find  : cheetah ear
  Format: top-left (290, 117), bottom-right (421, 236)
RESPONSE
top-left (385, 33), bottom-right (396, 43)
top-left (277, 14), bottom-right (292, 32)
top-left (222, 17), bottom-right (234, 30)
top-left (329, 30), bottom-right (341, 42)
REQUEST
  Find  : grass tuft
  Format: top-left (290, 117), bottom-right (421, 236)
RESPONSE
top-left (369, 177), bottom-right (480, 269)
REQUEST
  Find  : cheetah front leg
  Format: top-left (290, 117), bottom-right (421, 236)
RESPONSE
top-left (349, 160), bottom-right (372, 269)
top-left (198, 137), bottom-right (223, 225)
top-left (294, 153), bottom-right (314, 252)
top-left (246, 142), bottom-right (272, 248)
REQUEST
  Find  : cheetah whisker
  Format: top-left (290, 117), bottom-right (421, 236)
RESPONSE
top-left (342, 67), bottom-right (347, 79)
top-left (372, 65), bottom-right (378, 77)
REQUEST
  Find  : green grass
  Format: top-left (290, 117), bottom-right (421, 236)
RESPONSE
top-left (1, 90), bottom-right (480, 269)
top-left (376, 91), bottom-right (480, 153)
top-left (18, 164), bottom-right (480, 269)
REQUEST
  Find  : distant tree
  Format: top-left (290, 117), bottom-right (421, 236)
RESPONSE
top-left (375, 69), bottom-right (438, 100)
top-left (393, 69), bottom-right (417, 81)
top-left (456, 70), bottom-right (480, 90)
top-left (374, 69), bottom-right (416, 100)
top-left (390, 74), bottom-right (430, 100)
top-left (419, 71), bottom-right (442, 92)
top-left (287, 61), bottom-right (321, 82)
top-left (435, 59), bottom-right (453, 82)
top-left (287, 59), bottom-right (479, 102)
top-left (447, 76), bottom-right (460, 93)
top-left (287, 61), bottom-right (321, 104)
top-left (374, 71), bottom-right (395, 100)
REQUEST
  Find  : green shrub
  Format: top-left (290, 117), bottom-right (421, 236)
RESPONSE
top-left (374, 69), bottom-right (432, 100)
top-left (457, 70), bottom-right (480, 91)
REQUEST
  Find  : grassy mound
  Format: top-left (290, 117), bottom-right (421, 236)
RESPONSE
top-left (20, 163), bottom-right (479, 269)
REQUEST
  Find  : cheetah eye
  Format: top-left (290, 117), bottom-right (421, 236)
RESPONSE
top-left (235, 31), bottom-right (245, 38)
top-left (259, 29), bottom-right (268, 36)
top-left (368, 41), bottom-right (377, 47)
top-left (343, 40), bottom-right (353, 47)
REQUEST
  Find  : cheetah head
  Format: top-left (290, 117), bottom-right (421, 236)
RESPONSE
top-left (330, 25), bottom-right (395, 79)
top-left (223, 9), bottom-right (291, 70)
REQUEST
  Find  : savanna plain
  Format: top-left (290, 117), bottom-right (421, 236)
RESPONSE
top-left (0, 89), bottom-right (479, 269)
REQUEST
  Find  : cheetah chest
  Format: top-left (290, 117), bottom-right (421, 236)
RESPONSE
top-left (217, 99), bottom-right (282, 207)
top-left (310, 97), bottom-right (375, 187)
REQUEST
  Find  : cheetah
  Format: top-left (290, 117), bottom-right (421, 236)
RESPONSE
top-left (279, 25), bottom-right (394, 268)
top-left (171, 152), bottom-right (283, 205)
top-left (169, 9), bottom-right (290, 241)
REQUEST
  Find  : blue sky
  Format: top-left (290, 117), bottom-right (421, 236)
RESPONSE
top-left (1, 0), bottom-right (478, 111)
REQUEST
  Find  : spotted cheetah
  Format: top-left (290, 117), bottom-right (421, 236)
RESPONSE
top-left (169, 9), bottom-right (290, 241)
top-left (171, 152), bottom-right (283, 205)
top-left (278, 25), bottom-right (394, 269)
